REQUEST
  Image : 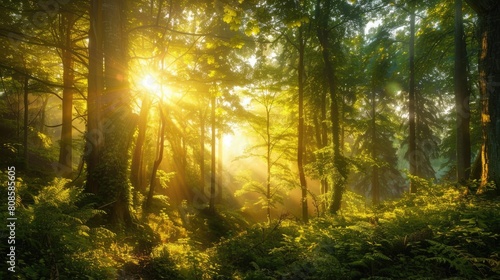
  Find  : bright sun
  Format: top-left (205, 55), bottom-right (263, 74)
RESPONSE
top-left (139, 73), bottom-right (172, 100)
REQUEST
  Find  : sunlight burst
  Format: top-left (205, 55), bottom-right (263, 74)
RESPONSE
top-left (139, 73), bottom-right (172, 100)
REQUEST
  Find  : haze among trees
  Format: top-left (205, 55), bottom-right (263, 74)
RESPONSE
top-left (0, 0), bottom-right (499, 279)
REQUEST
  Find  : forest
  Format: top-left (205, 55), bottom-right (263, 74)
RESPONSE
top-left (1, 0), bottom-right (500, 279)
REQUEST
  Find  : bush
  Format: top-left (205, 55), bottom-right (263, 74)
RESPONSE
top-left (0, 177), bottom-right (117, 279)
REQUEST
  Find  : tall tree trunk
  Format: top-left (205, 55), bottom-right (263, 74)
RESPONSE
top-left (455, 0), bottom-right (472, 183)
top-left (58, 11), bottom-right (75, 178)
top-left (38, 96), bottom-right (49, 135)
top-left (131, 95), bottom-right (151, 193)
top-left (23, 75), bottom-right (29, 170)
top-left (145, 105), bottom-right (166, 213)
top-left (217, 129), bottom-right (223, 203)
top-left (408, 1), bottom-right (417, 193)
top-left (165, 124), bottom-right (190, 204)
top-left (465, 0), bottom-right (500, 193)
top-left (86, 0), bottom-right (104, 195)
top-left (106, 0), bottom-right (135, 225)
top-left (320, 86), bottom-right (329, 198)
top-left (209, 91), bottom-right (216, 213)
top-left (314, 87), bottom-right (329, 212)
top-left (316, 0), bottom-right (347, 214)
top-left (371, 88), bottom-right (379, 205)
top-left (297, 25), bottom-right (309, 223)
top-left (266, 105), bottom-right (272, 223)
top-left (86, 0), bottom-right (136, 226)
top-left (200, 110), bottom-right (206, 195)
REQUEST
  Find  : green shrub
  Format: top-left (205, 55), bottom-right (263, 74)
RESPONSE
top-left (0, 178), bottom-right (117, 279)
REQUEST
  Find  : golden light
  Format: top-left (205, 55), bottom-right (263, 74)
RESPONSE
top-left (141, 74), bottom-right (157, 91)
top-left (223, 133), bottom-right (233, 147)
top-left (138, 73), bottom-right (173, 101)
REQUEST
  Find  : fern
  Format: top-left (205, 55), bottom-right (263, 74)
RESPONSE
top-left (425, 240), bottom-right (483, 278)
top-left (13, 179), bottom-right (116, 279)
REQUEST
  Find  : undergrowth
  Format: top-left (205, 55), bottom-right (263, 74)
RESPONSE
top-left (1, 171), bottom-right (499, 279)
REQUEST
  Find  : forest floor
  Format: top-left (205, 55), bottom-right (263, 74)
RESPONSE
top-left (1, 170), bottom-right (499, 279)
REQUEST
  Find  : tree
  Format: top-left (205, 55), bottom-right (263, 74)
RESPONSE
top-left (209, 88), bottom-right (217, 212)
top-left (85, 0), bottom-right (136, 226)
top-left (297, 22), bottom-right (309, 223)
top-left (408, 0), bottom-right (417, 193)
top-left (237, 64), bottom-right (296, 223)
top-left (464, 0), bottom-right (500, 193)
top-left (130, 94), bottom-right (151, 193)
top-left (58, 9), bottom-right (76, 178)
top-left (145, 102), bottom-right (167, 213)
top-left (85, 0), bottom-right (104, 195)
top-left (455, 0), bottom-right (471, 184)
top-left (315, 0), bottom-right (355, 214)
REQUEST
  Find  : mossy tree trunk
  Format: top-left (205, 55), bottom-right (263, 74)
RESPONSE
top-left (86, 0), bottom-right (136, 226)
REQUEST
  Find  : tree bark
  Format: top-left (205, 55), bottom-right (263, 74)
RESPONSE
top-left (86, 0), bottom-right (135, 226)
top-left (455, 0), bottom-right (471, 183)
top-left (297, 25), bottom-right (309, 223)
top-left (200, 110), bottom-right (206, 195)
top-left (145, 105), bottom-right (166, 213)
top-left (320, 86), bottom-right (329, 200)
top-left (86, 0), bottom-right (104, 195)
top-left (371, 88), bottom-right (379, 205)
top-left (315, 0), bottom-right (347, 214)
top-left (408, 1), bottom-right (417, 193)
top-left (465, 0), bottom-right (500, 193)
top-left (209, 91), bottom-right (216, 213)
top-left (23, 75), bottom-right (29, 170)
top-left (58, 11), bottom-right (75, 178)
top-left (266, 104), bottom-right (272, 223)
top-left (217, 128), bottom-right (223, 203)
top-left (131, 95), bottom-right (151, 193)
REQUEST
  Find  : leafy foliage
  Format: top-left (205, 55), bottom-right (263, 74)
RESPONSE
top-left (209, 182), bottom-right (500, 279)
top-left (0, 176), bottom-right (116, 279)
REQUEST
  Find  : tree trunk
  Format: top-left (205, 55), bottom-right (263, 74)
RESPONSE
top-left (408, 1), bottom-right (417, 193)
top-left (58, 11), bottom-right (75, 179)
top-left (86, 0), bottom-right (135, 226)
top-left (320, 86), bottom-right (329, 200)
top-left (466, 0), bottom-right (500, 193)
top-left (314, 87), bottom-right (329, 212)
top-left (315, 0), bottom-right (347, 214)
top-left (217, 129), bottom-right (223, 203)
top-left (145, 105), bottom-right (166, 213)
top-left (165, 122), bottom-right (190, 204)
top-left (86, 0), bottom-right (104, 195)
top-left (371, 88), bottom-right (379, 205)
top-left (131, 95), bottom-right (151, 193)
top-left (209, 91), bottom-right (216, 213)
top-left (23, 75), bottom-right (29, 170)
top-left (455, 0), bottom-right (471, 183)
top-left (200, 110), bottom-right (206, 195)
top-left (297, 25), bottom-right (309, 223)
top-left (266, 105), bottom-right (272, 223)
